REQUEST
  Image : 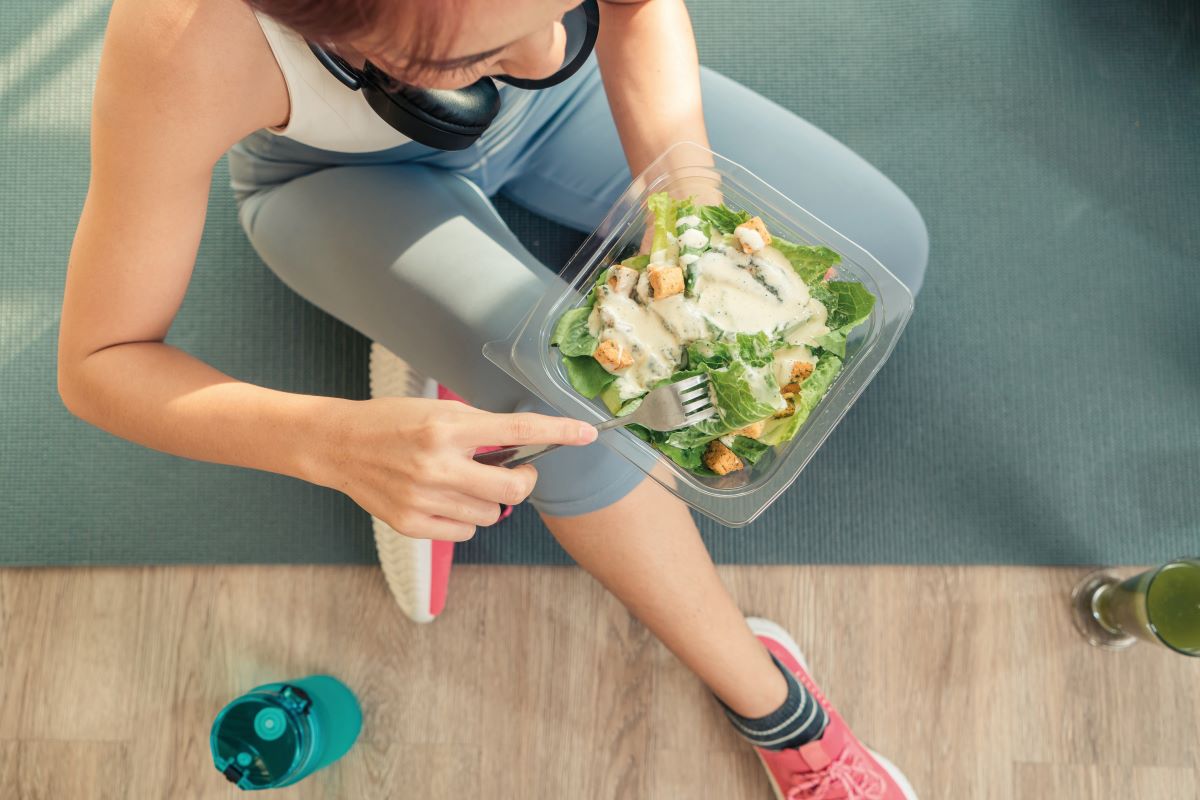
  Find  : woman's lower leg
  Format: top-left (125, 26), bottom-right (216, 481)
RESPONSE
top-left (540, 477), bottom-right (788, 718)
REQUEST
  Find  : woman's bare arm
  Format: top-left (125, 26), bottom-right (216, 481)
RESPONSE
top-left (594, 0), bottom-right (713, 181)
top-left (55, 0), bottom-right (334, 483)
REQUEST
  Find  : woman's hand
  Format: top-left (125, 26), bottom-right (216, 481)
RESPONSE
top-left (309, 398), bottom-right (597, 541)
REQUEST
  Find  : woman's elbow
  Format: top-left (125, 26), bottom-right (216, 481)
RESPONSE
top-left (56, 348), bottom-right (93, 421)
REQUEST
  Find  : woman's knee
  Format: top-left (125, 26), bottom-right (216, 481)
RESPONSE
top-left (526, 441), bottom-right (647, 517)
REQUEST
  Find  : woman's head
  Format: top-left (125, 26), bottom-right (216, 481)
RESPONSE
top-left (247, 0), bottom-right (580, 89)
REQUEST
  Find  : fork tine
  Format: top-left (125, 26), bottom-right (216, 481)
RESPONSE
top-left (682, 400), bottom-right (713, 415)
top-left (682, 406), bottom-right (717, 426)
top-left (672, 374), bottom-right (708, 392)
top-left (678, 387), bottom-right (711, 403)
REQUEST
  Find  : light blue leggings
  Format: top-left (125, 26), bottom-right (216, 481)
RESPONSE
top-left (228, 56), bottom-right (928, 517)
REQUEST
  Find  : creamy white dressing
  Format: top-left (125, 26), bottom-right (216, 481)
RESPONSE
top-left (676, 215), bottom-right (702, 228)
top-left (693, 247), bottom-right (813, 336)
top-left (742, 363), bottom-right (789, 412)
top-left (735, 226), bottom-right (765, 252)
top-left (772, 345), bottom-right (818, 387)
top-left (678, 227), bottom-right (708, 250)
top-left (591, 237), bottom-right (829, 398)
top-left (590, 288), bottom-right (708, 395)
top-left (782, 298), bottom-right (830, 347)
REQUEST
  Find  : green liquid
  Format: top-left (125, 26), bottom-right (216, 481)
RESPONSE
top-left (1147, 560), bottom-right (1200, 655)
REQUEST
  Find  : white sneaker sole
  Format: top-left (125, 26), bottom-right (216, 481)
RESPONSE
top-left (369, 344), bottom-right (440, 624)
top-left (745, 617), bottom-right (920, 800)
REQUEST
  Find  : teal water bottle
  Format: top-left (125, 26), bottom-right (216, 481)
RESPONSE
top-left (210, 675), bottom-right (362, 790)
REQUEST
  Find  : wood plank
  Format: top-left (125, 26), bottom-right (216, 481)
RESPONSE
top-left (0, 568), bottom-right (141, 741)
top-left (1014, 762), bottom-right (1198, 799)
top-left (0, 740), bottom-right (130, 800)
top-left (477, 566), bottom-right (654, 799)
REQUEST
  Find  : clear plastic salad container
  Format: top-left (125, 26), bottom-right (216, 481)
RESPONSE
top-left (484, 142), bottom-right (913, 526)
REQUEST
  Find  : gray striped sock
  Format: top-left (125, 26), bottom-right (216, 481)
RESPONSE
top-left (721, 654), bottom-right (829, 750)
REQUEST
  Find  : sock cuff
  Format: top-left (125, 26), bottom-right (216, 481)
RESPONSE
top-left (718, 653), bottom-right (828, 750)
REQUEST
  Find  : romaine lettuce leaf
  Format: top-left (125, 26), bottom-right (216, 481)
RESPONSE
top-left (665, 416), bottom-right (729, 450)
top-left (772, 239), bottom-right (842, 284)
top-left (550, 306), bottom-right (597, 358)
top-left (759, 354), bottom-right (842, 446)
top-left (601, 381), bottom-right (643, 416)
top-left (708, 360), bottom-right (783, 431)
top-left (823, 281), bottom-right (876, 329)
top-left (561, 354), bottom-right (615, 399)
top-left (814, 281), bottom-right (875, 357)
top-left (686, 332), bottom-right (775, 370)
top-left (700, 204), bottom-right (751, 234)
top-left (622, 254), bottom-right (651, 270)
top-left (647, 192), bottom-right (677, 256)
top-left (657, 441), bottom-right (707, 472)
top-left (729, 435), bottom-right (770, 465)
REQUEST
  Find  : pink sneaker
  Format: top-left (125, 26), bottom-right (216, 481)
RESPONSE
top-left (746, 618), bottom-right (919, 800)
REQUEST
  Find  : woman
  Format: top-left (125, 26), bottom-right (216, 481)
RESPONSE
top-left (59, 0), bottom-right (928, 795)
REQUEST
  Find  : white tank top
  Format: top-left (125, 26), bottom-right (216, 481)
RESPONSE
top-left (253, 12), bottom-right (535, 153)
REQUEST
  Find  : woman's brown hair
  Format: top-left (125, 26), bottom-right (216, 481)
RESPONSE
top-left (245, 0), bottom-right (462, 78)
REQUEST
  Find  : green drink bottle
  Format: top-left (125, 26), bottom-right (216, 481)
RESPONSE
top-left (210, 675), bottom-right (362, 790)
top-left (1074, 558), bottom-right (1200, 655)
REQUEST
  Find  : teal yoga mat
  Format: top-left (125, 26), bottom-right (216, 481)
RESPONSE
top-left (1, 0), bottom-right (1197, 566)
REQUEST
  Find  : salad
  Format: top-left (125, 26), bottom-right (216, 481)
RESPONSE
top-left (550, 192), bottom-right (875, 477)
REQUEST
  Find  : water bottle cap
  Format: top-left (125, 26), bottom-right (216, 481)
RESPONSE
top-left (254, 707), bottom-right (288, 741)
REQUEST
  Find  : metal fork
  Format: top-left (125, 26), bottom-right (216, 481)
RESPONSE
top-left (474, 374), bottom-right (716, 468)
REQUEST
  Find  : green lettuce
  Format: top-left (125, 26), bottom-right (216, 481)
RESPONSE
top-left (708, 360), bottom-right (783, 431)
top-left (686, 332), bottom-right (774, 369)
top-left (772, 239), bottom-right (842, 284)
top-left (647, 192), bottom-right (678, 256)
top-left (760, 354), bottom-right (842, 446)
top-left (657, 441), bottom-right (706, 472)
top-left (550, 306), bottom-right (597, 358)
top-left (823, 281), bottom-right (876, 328)
top-left (561, 354), bottom-right (615, 399)
top-left (700, 204), bottom-right (751, 234)
top-left (815, 281), bottom-right (876, 358)
top-left (729, 435), bottom-right (770, 465)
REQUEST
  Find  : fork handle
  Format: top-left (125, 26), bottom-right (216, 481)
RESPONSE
top-left (593, 417), bottom-right (628, 434)
top-left (473, 442), bottom-right (564, 468)
top-left (473, 417), bottom-right (627, 469)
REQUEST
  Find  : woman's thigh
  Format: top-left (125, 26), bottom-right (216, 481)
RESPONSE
top-left (236, 163), bottom-right (644, 515)
top-left (499, 66), bottom-right (929, 294)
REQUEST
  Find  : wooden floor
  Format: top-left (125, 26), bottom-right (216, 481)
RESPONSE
top-left (0, 565), bottom-right (1196, 800)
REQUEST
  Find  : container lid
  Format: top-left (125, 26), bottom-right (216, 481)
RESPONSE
top-left (484, 142), bottom-right (914, 526)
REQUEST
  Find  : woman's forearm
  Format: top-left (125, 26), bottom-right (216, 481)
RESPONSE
top-left (59, 342), bottom-right (341, 485)
top-left (596, 0), bottom-right (712, 180)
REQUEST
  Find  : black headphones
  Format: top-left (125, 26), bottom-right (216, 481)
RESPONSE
top-left (307, 0), bottom-right (600, 151)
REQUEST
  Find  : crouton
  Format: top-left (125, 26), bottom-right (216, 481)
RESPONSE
top-left (781, 361), bottom-right (814, 394)
top-left (773, 396), bottom-right (796, 419)
top-left (733, 216), bottom-right (772, 254)
top-left (647, 265), bottom-right (685, 299)
top-left (736, 420), bottom-right (766, 439)
top-left (606, 266), bottom-right (638, 296)
top-left (594, 340), bottom-right (633, 372)
top-left (703, 440), bottom-right (744, 476)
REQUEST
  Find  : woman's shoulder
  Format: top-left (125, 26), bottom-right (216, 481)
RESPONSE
top-left (96, 0), bottom-right (288, 162)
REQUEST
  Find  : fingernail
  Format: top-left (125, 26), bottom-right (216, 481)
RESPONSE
top-left (579, 424), bottom-right (597, 443)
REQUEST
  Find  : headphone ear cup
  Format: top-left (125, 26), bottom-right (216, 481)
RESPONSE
top-left (361, 69), bottom-right (501, 151)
